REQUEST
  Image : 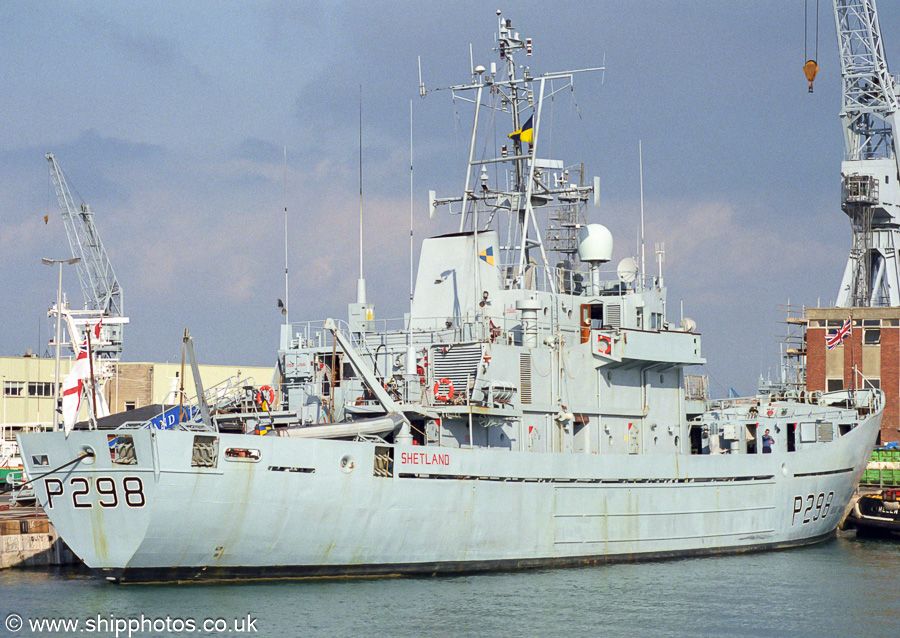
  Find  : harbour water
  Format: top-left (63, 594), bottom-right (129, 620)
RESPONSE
top-left (1, 535), bottom-right (898, 637)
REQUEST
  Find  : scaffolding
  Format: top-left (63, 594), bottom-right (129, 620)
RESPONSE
top-left (771, 302), bottom-right (808, 393)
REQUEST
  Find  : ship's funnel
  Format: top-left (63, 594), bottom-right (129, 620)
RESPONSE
top-left (516, 298), bottom-right (541, 347)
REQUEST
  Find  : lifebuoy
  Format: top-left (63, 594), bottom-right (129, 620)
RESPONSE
top-left (256, 385), bottom-right (276, 407)
top-left (597, 335), bottom-right (612, 355)
top-left (434, 378), bottom-right (454, 402)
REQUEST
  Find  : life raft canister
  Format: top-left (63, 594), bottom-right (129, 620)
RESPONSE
top-left (434, 378), bottom-right (455, 402)
top-left (256, 385), bottom-right (276, 408)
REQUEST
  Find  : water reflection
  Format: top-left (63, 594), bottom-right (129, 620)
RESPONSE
top-left (0, 537), bottom-right (897, 638)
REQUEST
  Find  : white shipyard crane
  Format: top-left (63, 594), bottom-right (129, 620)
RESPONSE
top-left (45, 152), bottom-right (127, 359)
top-left (833, 0), bottom-right (900, 307)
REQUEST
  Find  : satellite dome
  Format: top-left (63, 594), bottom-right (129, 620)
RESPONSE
top-left (577, 224), bottom-right (613, 263)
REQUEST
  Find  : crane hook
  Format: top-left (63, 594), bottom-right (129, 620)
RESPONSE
top-left (803, 59), bottom-right (819, 93)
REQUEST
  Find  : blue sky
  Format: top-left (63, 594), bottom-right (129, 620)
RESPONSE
top-left (2, 1), bottom-right (899, 395)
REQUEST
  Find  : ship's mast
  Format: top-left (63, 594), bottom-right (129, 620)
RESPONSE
top-left (427, 11), bottom-right (603, 294)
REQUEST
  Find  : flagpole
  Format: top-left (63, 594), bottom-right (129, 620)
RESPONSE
top-left (850, 310), bottom-right (856, 392)
top-left (54, 265), bottom-right (62, 432)
top-left (87, 328), bottom-right (98, 428)
top-left (178, 329), bottom-right (187, 424)
top-left (41, 256), bottom-right (80, 432)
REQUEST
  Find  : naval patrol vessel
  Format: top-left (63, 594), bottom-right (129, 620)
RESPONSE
top-left (18, 13), bottom-right (883, 582)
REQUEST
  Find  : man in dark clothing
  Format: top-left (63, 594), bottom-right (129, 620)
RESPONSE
top-left (762, 429), bottom-right (774, 454)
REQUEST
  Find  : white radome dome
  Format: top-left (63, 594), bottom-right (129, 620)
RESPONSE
top-left (577, 224), bottom-right (613, 263)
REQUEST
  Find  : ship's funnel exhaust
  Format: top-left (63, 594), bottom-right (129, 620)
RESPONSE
top-left (516, 298), bottom-right (541, 347)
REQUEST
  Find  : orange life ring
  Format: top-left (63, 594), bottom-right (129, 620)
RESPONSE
top-left (597, 335), bottom-right (612, 355)
top-left (256, 385), bottom-right (276, 407)
top-left (434, 378), bottom-right (454, 402)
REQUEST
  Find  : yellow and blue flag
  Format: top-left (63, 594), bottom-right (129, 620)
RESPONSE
top-left (508, 115), bottom-right (534, 144)
top-left (478, 246), bottom-right (495, 266)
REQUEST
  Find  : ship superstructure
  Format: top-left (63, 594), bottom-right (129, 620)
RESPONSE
top-left (18, 12), bottom-right (883, 583)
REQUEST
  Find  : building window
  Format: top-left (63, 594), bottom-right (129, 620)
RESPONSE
top-left (125, 401), bottom-right (136, 411)
top-left (864, 378), bottom-right (881, 390)
top-left (826, 378), bottom-right (844, 392)
top-left (3, 381), bottom-right (24, 397)
top-left (863, 319), bottom-right (880, 327)
top-left (864, 329), bottom-right (881, 345)
top-left (28, 382), bottom-right (53, 397)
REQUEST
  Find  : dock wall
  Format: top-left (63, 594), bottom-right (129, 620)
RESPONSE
top-left (0, 518), bottom-right (77, 568)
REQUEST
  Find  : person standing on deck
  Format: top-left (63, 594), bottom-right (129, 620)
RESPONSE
top-left (762, 429), bottom-right (774, 454)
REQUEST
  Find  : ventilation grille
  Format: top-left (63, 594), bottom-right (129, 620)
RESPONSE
top-left (431, 344), bottom-right (483, 398)
top-left (605, 304), bottom-right (621, 329)
top-left (520, 353), bottom-right (532, 404)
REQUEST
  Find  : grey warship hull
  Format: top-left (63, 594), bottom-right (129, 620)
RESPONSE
top-left (19, 404), bottom-right (879, 583)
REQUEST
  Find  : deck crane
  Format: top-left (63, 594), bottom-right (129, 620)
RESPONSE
top-left (833, 0), bottom-right (900, 307)
top-left (45, 152), bottom-right (127, 360)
